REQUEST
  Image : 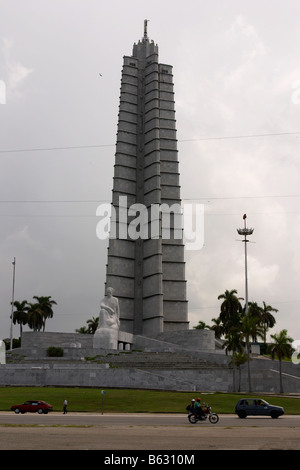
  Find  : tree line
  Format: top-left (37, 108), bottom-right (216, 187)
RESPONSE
top-left (11, 296), bottom-right (57, 335)
top-left (194, 289), bottom-right (294, 393)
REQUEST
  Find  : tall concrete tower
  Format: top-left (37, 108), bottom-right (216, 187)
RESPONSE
top-left (105, 21), bottom-right (188, 337)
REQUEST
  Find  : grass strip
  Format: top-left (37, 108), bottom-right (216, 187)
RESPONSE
top-left (0, 387), bottom-right (299, 414)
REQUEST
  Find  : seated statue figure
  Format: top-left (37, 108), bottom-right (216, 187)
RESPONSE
top-left (99, 287), bottom-right (120, 330)
top-left (93, 287), bottom-right (120, 350)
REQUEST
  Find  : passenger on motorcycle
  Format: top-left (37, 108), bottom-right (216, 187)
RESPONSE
top-left (186, 398), bottom-right (195, 412)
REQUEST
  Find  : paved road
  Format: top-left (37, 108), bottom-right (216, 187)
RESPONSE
top-left (0, 411), bottom-right (299, 427)
top-left (0, 413), bottom-right (299, 450)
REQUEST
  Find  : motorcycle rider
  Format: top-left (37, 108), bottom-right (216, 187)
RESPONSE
top-left (194, 397), bottom-right (205, 418)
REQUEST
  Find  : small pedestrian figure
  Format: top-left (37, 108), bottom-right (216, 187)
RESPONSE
top-left (63, 399), bottom-right (67, 414)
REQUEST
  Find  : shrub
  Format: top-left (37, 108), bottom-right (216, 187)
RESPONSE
top-left (46, 346), bottom-right (63, 357)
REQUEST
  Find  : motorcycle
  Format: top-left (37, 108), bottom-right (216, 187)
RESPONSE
top-left (187, 404), bottom-right (219, 424)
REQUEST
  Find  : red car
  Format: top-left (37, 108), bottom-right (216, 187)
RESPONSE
top-left (11, 400), bottom-right (53, 414)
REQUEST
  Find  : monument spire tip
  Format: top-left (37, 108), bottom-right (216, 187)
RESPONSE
top-left (143, 19), bottom-right (149, 41)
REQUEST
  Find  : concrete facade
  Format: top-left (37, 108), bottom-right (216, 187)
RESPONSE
top-left (105, 22), bottom-right (188, 337)
top-left (19, 330), bottom-right (214, 354)
top-left (2, 331), bottom-right (300, 393)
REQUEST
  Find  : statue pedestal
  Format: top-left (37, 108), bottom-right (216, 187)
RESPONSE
top-left (93, 328), bottom-right (118, 350)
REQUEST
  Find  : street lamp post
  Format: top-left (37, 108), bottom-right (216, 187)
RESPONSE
top-left (10, 257), bottom-right (16, 350)
top-left (237, 214), bottom-right (254, 392)
top-left (237, 214), bottom-right (254, 316)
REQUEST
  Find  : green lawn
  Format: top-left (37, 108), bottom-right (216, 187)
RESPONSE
top-left (0, 387), bottom-right (299, 414)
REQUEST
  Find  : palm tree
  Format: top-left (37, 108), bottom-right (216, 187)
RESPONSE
top-left (33, 296), bottom-right (57, 331)
top-left (218, 289), bottom-right (243, 334)
top-left (193, 320), bottom-right (210, 330)
top-left (86, 316), bottom-right (99, 334)
top-left (241, 314), bottom-right (264, 392)
top-left (260, 301), bottom-right (277, 343)
top-left (234, 351), bottom-right (248, 392)
top-left (12, 300), bottom-right (28, 337)
top-left (268, 329), bottom-right (294, 393)
top-left (27, 302), bottom-right (44, 332)
top-left (222, 328), bottom-right (244, 391)
top-left (248, 302), bottom-right (265, 342)
top-left (210, 317), bottom-right (224, 339)
top-left (75, 326), bottom-right (89, 334)
top-left (248, 302), bottom-right (263, 322)
top-left (76, 317), bottom-right (99, 334)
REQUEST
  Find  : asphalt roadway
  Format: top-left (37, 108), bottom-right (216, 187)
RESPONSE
top-left (0, 412), bottom-right (299, 451)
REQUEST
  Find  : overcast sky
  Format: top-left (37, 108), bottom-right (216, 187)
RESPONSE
top-left (0, 0), bottom-right (299, 343)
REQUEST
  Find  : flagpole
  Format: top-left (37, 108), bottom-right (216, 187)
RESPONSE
top-left (10, 257), bottom-right (16, 350)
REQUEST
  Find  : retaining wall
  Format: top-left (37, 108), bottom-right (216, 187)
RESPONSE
top-left (2, 331), bottom-right (300, 393)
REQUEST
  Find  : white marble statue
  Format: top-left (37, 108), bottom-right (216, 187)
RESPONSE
top-left (99, 287), bottom-right (120, 330)
top-left (93, 287), bottom-right (120, 350)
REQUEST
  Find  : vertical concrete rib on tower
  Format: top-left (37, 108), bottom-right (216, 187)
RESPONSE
top-left (105, 26), bottom-right (188, 337)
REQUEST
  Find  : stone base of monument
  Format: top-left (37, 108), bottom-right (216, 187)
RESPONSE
top-left (93, 328), bottom-right (118, 350)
